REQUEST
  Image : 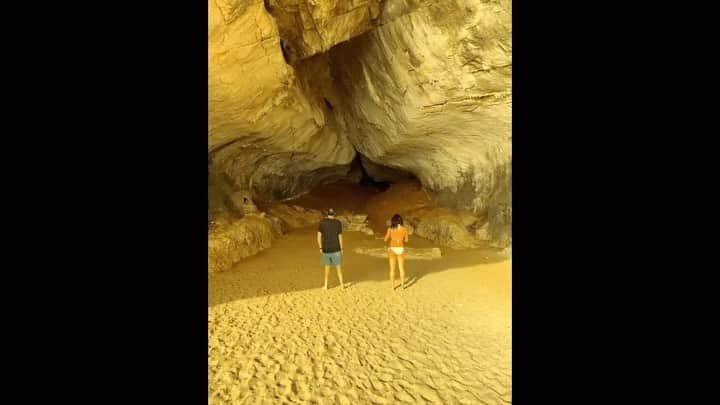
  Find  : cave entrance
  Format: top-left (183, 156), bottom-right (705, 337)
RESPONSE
top-left (286, 154), bottom-right (414, 210)
top-left (285, 154), bottom-right (432, 232)
top-left (356, 160), bottom-right (391, 192)
top-left (209, 152), bottom-right (432, 235)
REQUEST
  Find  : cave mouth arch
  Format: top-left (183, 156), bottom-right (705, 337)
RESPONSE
top-left (356, 157), bottom-right (391, 192)
top-left (275, 153), bottom-right (426, 221)
top-left (208, 151), bottom-right (428, 234)
top-left (355, 153), bottom-right (416, 190)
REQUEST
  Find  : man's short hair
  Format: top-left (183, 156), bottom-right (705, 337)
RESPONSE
top-left (326, 208), bottom-right (336, 216)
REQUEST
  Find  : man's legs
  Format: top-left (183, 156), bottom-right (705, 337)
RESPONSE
top-left (324, 265), bottom-right (330, 290)
top-left (335, 265), bottom-right (345, 289)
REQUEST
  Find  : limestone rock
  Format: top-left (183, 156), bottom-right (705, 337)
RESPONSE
top-left (208, 214), bottom-right (277, 273)
top-left (265, 213), bottom-right (288, 235)
top-left (265, 204), bottom-right (323, 229)
top-left (209, 0), bottom-right (512, 248)
top-left (228, 191), bottom-right (260, 215)
top-left (406, 207), bottom-right (480, 249)
top-left (486, 168), bottom-right (511, 247)
top-left (472, 221), bottom-right (491, 241)
top-left (359, 155), bottom-right (416, 183)
top-left (336, 213), bottom-right (375, 235)
top-left (264, 0), bottom-right (383, 62)
top-left (497, 244), bottom-right (511, 259)
top-left (209, 0), bottom-right (356, 202)
top-left (208, 215), bottom-right (232, 234)
top-left (329, 0), bottom-right (511, 237)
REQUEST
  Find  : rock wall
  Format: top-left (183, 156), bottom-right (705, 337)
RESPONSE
top-left (359, 154), bottom-right (416, 183)
top-left (264, 0), bottom-right (383, 62)
top-left (208, 213), bottom-right (280, 273)
top-left (329, 0), bottom-right (511, 244)
top-left (209, 0), bottom-right (512, 249)
top-left (265, 204), bottom-right (323, 229)
top-left (337, 213), bottom-right (375, 235)
top-left (405, 207), bottom-right (484, 249)
top-left (209, 0), bottom-right (358, 202)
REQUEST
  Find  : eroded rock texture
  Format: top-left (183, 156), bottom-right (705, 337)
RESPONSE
top-left (209, 0), bottom-right (512, 252)
top-left (359, 154), bottom-right (416, 183)
top-left (265, 204), bottom-right (323, 229)
top-left (337, 213), bottom-right (375, 235)
top-left (264, 0), bottom-right (383, 62)
top-left (329, 0), bottom-right (511, 243)
top-left (209, 0), bottom-right (357, 202)
top-left (405, 207), bottom-right (485, 249)
top-left (208, 214), bottom-right (280, 273)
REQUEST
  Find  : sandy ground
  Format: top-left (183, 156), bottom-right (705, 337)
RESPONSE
top-left (209, 230), bottom-right (511, 404)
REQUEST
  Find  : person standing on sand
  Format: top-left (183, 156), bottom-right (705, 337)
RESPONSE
top-left (317, 208), bottom-right (345, 290)
top-left (384, 214), bottom-right (409, 290)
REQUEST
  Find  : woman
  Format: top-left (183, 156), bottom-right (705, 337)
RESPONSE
top-left (384, 214), bottom-right (409, 290)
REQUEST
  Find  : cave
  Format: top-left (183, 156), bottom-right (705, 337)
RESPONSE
top-left (209, 0), bottom-right (511, 266)
top-left (209, 1), bottom-right (511, 403)
top-left (208, 0), bottom-right (511, 272)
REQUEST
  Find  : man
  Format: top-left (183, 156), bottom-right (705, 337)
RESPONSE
top-left (317, 208), bottom-right (345, 290)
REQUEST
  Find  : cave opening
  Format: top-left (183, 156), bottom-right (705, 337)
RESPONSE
top-left (356, 155), bottom-right (391, 191)
top-left (279, 153), bottom-right (430, 233)
top-left (301, 153), bottom-right (419, 203)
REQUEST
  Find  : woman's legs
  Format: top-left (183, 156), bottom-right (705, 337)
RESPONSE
top-left (398, 253), bottom-right (406, 289)
top-left (388, 250), bottom-right (397, 290)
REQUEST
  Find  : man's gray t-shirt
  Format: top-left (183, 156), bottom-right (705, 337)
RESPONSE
top-left (318, 218), bottom-right (342, 253)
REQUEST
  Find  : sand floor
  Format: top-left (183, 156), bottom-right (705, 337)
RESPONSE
top-left (209, 230), bottom-right (511, 404)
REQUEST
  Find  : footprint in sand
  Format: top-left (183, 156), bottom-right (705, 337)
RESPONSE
top-left (335, 393), bottom-right (351, 405)
top-left (285, 393), bottom-right (300, 403)
top-left (414, 384), bottom-right (443, 403)
top-left (255, 354), bottom-right (273, 368)
top-left (366, 391), bottom-right (390, 404)
top-left (333, 375), bottom-right (349, 388)
top-left (369, 376), bottom-right (388, 393)
top-left (394, 390), bottom-right (416, 403)
top-left (377, 373), bottom-right (394, 383)
top-left (292, 381), bottom-right (312, 402)
top-left (276, 375), bottom-right (292, 387)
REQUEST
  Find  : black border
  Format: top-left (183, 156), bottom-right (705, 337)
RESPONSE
top-left (8, 0), bottom-right (706, 402)
top-left (12, 2), bottom-right (212, 401)
top-left (510, 2), bottom-right (702, 402)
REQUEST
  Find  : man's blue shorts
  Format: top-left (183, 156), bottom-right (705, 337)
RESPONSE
top-left (322, 251), bottom-right (342, 266)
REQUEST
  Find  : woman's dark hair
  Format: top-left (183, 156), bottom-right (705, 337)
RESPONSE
top-left (391, 214), bottom-right (403, 228)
